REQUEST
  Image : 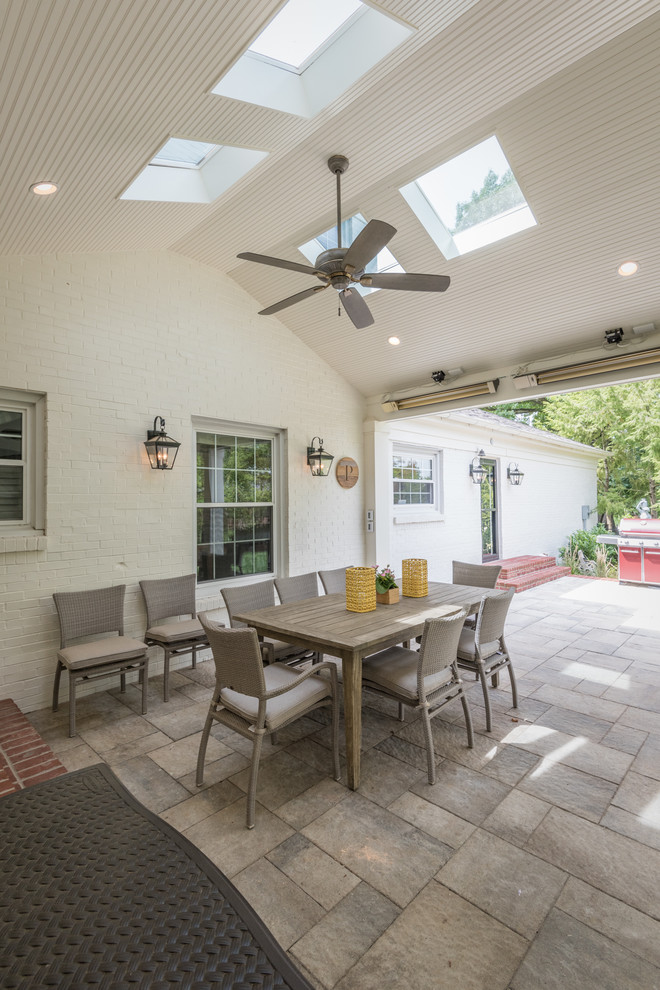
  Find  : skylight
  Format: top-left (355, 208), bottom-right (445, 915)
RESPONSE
top-left (400, 136), bottom-right (536, 259)
top-left (299, 213), bottom-right (403, 294)
top-left (150, 138), bottom-right (219, 169)
top-left (212, 1), bottom-right (413, 118)
top-left (248, 0), bottom-right (362, 71)
top-left (121, 140), bottom-right (268, 203)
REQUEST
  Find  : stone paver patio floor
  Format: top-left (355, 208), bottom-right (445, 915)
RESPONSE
top-left (28, 577), bottom-right (660, 990)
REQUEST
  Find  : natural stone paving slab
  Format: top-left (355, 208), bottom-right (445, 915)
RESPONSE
top-left (535, 705), bottom-right (613, 742)
top-left (302, 792), bottom-right (453, 908)
top-left (229, 749), bottom-right (325, 810)
top-left (601, 805), bottom-right (660, 852)
top-left (600, 721), bottom-right (647, 755)
top-left (631, 732), bottom-right (660, 781)
top-left (160, 778), bottom-right (244, 831)
top-left (149, 731), bottom-right (233, 778)
top-left (557, 876), bottom-right (660, 970)
top-left (335, 881), bottom-right (528, 990)
top-left (525, 807), bottom-right (660, 919)
top-left (482, 790), bottom-right (552, 847)
top-left (479, 744), bottom-right (539, 785)
top-left (518, 760), bottom-right (617, 823)
top-left (510, 907), bottom-right (660, 990)
top-left (178, 750), bottom-right (250, 792)
top-left (437, 828), bottom-right (567, 938)
top-left (618, 705), bottom-right (660, 734)
top-left (291, 882), bottom-right (400, 988)
top-left (184, 799), bottom-right (294, 877)
top-left (388, 792), bottom-right (477, 848)
top-left (353, 747), bottom-right (425, 808)
top-left (233, 857), bottom-right (326, 949)
top-left (571, 632), bottom-right (631, 657)
top-left (267, 833), bottom-right (361, 910)
top-left (276, 777), bottom-right (347, 830)
top-left (503, 723), bottom-right (633, 784)
top-left (528, 683), bottom-right (626, 721)
top-left (111, 754), bottom-right (190, 814)
top-left (410, 760), bottom-right (511, 825)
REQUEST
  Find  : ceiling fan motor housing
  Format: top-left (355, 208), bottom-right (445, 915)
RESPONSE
top-left (315, 247), bottom-right (355, 289)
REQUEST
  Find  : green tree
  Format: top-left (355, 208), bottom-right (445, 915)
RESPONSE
top-left (534, 382), bottom-right (660, 528)
top-left (452, 168), bottom-right (525, 234)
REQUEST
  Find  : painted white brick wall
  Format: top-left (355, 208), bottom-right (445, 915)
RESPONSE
top-left (0, 251), bottom-right (366, 712)
top-left (366, 415), bottom-right (599, 583)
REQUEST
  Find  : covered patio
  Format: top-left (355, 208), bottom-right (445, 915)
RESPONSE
top-left (25, 576), bottom-right (660, 990)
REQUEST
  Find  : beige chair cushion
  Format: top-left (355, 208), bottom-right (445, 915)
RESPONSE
top-left (58, 636), bottom-right (147, 670)
top-left (146, 618), bottom-right (206, 644)
top-left (221, 663), bottom-right (331, 731)
top-left (362, 646), bottom-right (454, 701)
top-left (456, 627), bottom-right (500, 661)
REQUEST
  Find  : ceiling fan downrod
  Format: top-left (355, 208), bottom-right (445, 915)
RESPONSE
top-left (327, 155), bottom-right (349, 251)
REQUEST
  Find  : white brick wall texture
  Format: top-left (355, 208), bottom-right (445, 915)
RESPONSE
top-left (365, 414), bottom-right (599, 583)
top-left (0, 251), bottom-right (366, 712)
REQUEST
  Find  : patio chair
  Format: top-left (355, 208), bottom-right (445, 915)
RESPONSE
top-left (452, 560), bottom-right (503, 628)
top-left (196, 617), bottom-right (341, 829)
top-left (221, 579), bottom-right (311, 665)
top-left (361, 609), bottom-right (474, 784)
top-left (139, 574), bottom-right (208, 702)
top-left (318, 567), bottom-right (349, 595)
top-left (52, 584), bottom-right (149, 737)
top-left (455, 587), bottom-right (517, 732)
top-left (274, 571), bottom-right (320, 603)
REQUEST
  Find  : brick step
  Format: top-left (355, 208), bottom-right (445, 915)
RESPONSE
top-left (497, 564), bottom-right (572, 593)
top-left (491, 555), bottom-right (558, 579)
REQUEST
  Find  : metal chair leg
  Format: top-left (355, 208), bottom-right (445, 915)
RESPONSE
top-left (477, 664), bottom-right (492, 732)
top-left (52, 661), bottom-right (63, 712)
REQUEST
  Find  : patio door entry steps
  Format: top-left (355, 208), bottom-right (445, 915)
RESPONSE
top-left (489, 555), bottom-right (571, 592)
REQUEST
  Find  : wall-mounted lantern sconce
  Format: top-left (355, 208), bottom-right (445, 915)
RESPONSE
top-left (469, 449), bottom-right (487, 485)
top-left (144, 416), bottom-right (180, 470)
top-left (507, 462), bottom-right (525, 486)
top-left (307, 437), bottom-right (334, 477)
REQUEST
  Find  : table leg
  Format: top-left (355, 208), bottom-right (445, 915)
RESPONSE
top-left (341, 653), bottom-right (361, 790)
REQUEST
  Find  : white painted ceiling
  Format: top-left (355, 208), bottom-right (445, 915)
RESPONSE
top-left (2, 0), bottom-right (659, 409)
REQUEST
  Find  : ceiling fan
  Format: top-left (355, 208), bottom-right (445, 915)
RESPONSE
top-left (237, 155), bottom-right (450, 330)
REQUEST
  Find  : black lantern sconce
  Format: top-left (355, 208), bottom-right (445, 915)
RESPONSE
top-left (144, 416), bottom-right (180, 470)
top-left (307, 437), bottom-right (334, 477)
top-left (469, 449), bottom-right (487, 485)
top-left (507, 462), bottom-right (525, 486)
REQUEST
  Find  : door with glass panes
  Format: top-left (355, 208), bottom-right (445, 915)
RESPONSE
top-left (480, 460), bottom-right (499, 561)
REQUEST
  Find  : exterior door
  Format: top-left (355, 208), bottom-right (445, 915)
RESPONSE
top-left (481, 460), bottom-right (499, 561)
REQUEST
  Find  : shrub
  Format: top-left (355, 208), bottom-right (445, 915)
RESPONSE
top-left (559, 525), bottom-right (617, 576)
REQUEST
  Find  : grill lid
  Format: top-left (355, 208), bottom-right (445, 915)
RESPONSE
top-left (618, 516), bottom-right (660, 536)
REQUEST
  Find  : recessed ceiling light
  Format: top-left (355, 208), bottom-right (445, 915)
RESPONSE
top-left (618, 261), bottom-right (638, 276)
top-left (388, 336), bottom-right (401, 346)
top-left (30, 180), bottom-right (58, 196)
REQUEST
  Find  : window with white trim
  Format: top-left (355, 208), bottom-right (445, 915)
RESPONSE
top-left (392, 445), bottom-right (443, 514)
top-left (195, 426), bottom-right (280, 583)
top-left (0, 388), bottom-right (44, 532)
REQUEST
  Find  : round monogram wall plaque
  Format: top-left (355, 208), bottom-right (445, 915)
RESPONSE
top-left (336, 457), bottom-right (359, 489)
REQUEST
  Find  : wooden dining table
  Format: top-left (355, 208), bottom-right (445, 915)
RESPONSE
top-left (234, 581), bottom-right (502, 790)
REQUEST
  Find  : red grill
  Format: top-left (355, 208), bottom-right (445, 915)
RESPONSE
top-left (598, 517), bottom-right (660, 585)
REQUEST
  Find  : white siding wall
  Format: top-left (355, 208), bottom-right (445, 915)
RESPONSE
top-left (0, 251), bottom-right (366, 712)
top-left (365, 416), bottom-right (599, 583)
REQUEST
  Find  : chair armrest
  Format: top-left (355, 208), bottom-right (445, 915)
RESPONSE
top-left (261, 661), bottom-right (338, 700)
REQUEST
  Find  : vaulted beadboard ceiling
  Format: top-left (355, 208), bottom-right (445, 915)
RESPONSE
top-left (2, 0), bottom-right (659, 410)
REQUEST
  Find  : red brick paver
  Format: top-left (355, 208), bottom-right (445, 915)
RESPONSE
top-left (0, 699), bottom-right (66, 794)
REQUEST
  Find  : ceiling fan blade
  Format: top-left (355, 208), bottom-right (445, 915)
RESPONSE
top-left (259, 284), bottom-right (328, 316)
top-left (342, 220), bottom-right (397, 273)
top-left (361, 272), bottom-right (451, 292)
top-left (237, 252), bottom-right (319, 276)
top-left (339, 288), bottom-right (374, 329)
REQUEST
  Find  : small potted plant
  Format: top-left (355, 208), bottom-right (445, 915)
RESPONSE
top-left (374, 565), bottom-right (399, 605)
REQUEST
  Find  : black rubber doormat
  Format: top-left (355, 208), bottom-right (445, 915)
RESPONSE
top-left (0, 763), bottom-right (312, 989)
